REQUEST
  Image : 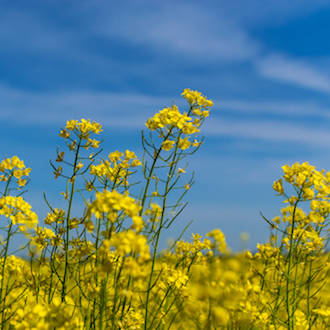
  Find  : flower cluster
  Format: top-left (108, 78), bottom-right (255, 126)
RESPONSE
top-left (59, 118), bottom-right (102, 150)
top-left (181, 88), bottom-right (214, 108)
top-left (10, 296), bottom-right (83, 329)
top-left (145, 89), bottom-right (213, 152)
top-left (29, 226), bottom-right (55, 250)
top-left (104, 230), bottom-right (150, 262)
top-left (44, 208), bottom-right (66, 225)
top-left (61, 118), bottom-right (102, 137)
top-left (90, 150), bottom-right (141, 186)
top-left (87, 189), bottom-right (144, 232)
top-left (207, 228), bottom-right (228, 254)
top-left (273, 161), bottom-right (330, 200)
top-left (146, 104), bottom-right (199, 133)
top-left (0, 196), bottom-right (38, 229)
top-left (0, 156), bottom-right (31, 187)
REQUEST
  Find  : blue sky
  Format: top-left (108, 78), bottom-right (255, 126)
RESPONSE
top-left (2, 0), bottom-right (330, 251)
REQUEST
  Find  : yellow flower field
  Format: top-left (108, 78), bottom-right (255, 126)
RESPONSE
top-left (0, 89), bottom-right (329, 329)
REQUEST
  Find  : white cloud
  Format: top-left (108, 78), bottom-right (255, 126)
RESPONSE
top-left (0, 85), bottom-right (168, 127)
top-left (256, 55), bottom-right (330, 93)
top-left (204, 117), bottom-right (330, 146)
top-left (2, 84), bottom-right (330, 148)
top-left (88, 2), bottom-right (330, 94)
top-left (0, 2), bottom-right (258, 63)
top-left (91, 2), bottom-right (259, 61)
top-left (3, 1), bottom-right (330, 98)
top-left (214, 99), bottom-right (330, 118)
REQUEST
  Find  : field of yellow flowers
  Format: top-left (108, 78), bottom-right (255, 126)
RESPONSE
top-left (0, 89), bottom-right (329, 329)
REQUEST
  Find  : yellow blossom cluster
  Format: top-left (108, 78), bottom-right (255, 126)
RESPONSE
top-left (0, 155), bottom-right (25, 171)
top-left (181, 88), bottom-right (214, 108)
top-left (104, 230), bottom-right (150, 262)
top-left (270, 162), bottom-right (329, 256)
top-left (273, 161), bottom-right (330, 200)
top-left (145, 89), bottom-right (213, 152)
top-left (10, 296), bottom-right (83, 329)
top-left (175, 233), bottom-right (212, 260)
top-left (0, 196), bottom-right (38, 228)
top-left (145, 203), bottom-right (162, 222)
top-left (90, 150), bottom-right (141, 186)
top-left (69, 238), bottom-right (95, 260)
top-left (62, 118), bottom-right (102, 136)
top-left (44, 208), bottom-right (65, 225)
top-left (59, 118), bottom-right (102, 151)
top-left (207, 228), bottom-right (228, 254)
top-left (29, 226), bottom-right (55, 250)
top-left (0, 156), bottom-right (31, 186)
top-left (146, 105), bottom-right (196, 132)
top-left (87, 189), bottom-right (144, 232)
top-left (165, 265), bottom-right (189, 289)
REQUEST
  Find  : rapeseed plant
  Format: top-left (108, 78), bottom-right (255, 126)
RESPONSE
top-left (0, 89), bottom-right (328, 329)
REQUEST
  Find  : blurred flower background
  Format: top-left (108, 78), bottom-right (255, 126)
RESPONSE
top-left (2, 0), bottom-right (330, 251)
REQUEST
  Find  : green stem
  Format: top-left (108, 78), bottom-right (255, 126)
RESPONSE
top-left (139, 129), bottom-right (174, 216)
top-left (0, 174), bottom-right (13, 329)
top-left (144, 138), bottom-right (180, 329)
top-left (285, 193), bottom-right (301, 330)
top-left (61, 138), bottom-right (81, 302)
top-left (0, 222), bottom-right (12, 330)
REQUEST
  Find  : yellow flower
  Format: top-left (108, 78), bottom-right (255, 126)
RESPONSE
top-left (303, 187), bottom-right (314, 200)
top-left (109, 151), bottom-right (123, 163)
top-left (178, 137), bottom-right (191, 150)
top-left (272, 179), bottom-right (284, 194)
top-left (125, 150), bottom-right (137, 160)
top-left (88, 138), bottom-right (100, 149)
top-left (131, 159), bottom-right (142, 167)
top-left (162, 139), bottom-right (175, 151)
top-left (207, 229), bottom-right (227, 253)
top-left (181, 88), bottom-right (213, 108)
top-left (65, 119), bottom-right (102, 136)
top-left (59, 129), bottom-right (70, 138)
top-left (53, 165), bottom-right (62, 179)
top-left (76, 162), bottom-right (84, 170)
top-left (0, 175), bottom-right (7, 181)
top-left (87, 190), bottom-right (143, 230)
top-left (212, 306), bottom-right (229, 326)
top-left (84, 220), bottom-right (95, 233)
top-left (17, 179), bottom-right (27, 187)
top-left (56, 151), bottom-right (64, 162)
top-left (184, 184), bottom-right (190, 190)
top-left (0, 156), bottom-right (25, 171)
top-left (85, 181), bottom-right (94, 192)
top-left (66, 119), bottom-right (79, 130)
top-left (0, 196), bottom-right (38, 228)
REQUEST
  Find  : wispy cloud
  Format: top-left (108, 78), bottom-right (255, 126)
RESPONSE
top-left (2, 84), bottom-right (330, 148)
top-left (1, 2), bottom-right (258, 63)
top-left (214, 99), bottom-right (330, 118)
top-left (0, 85), bottom-right (168, 127)
top-left (3, 1), bottom-right (330, 97)
top-left (90, 2), bottom-right (259, 61)
top-left (255, 54), bottom-right (330, 93)
top-left (204, 118), bottom-right (330, 146)
top-left (87, 2), bottom-right (330, 94)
